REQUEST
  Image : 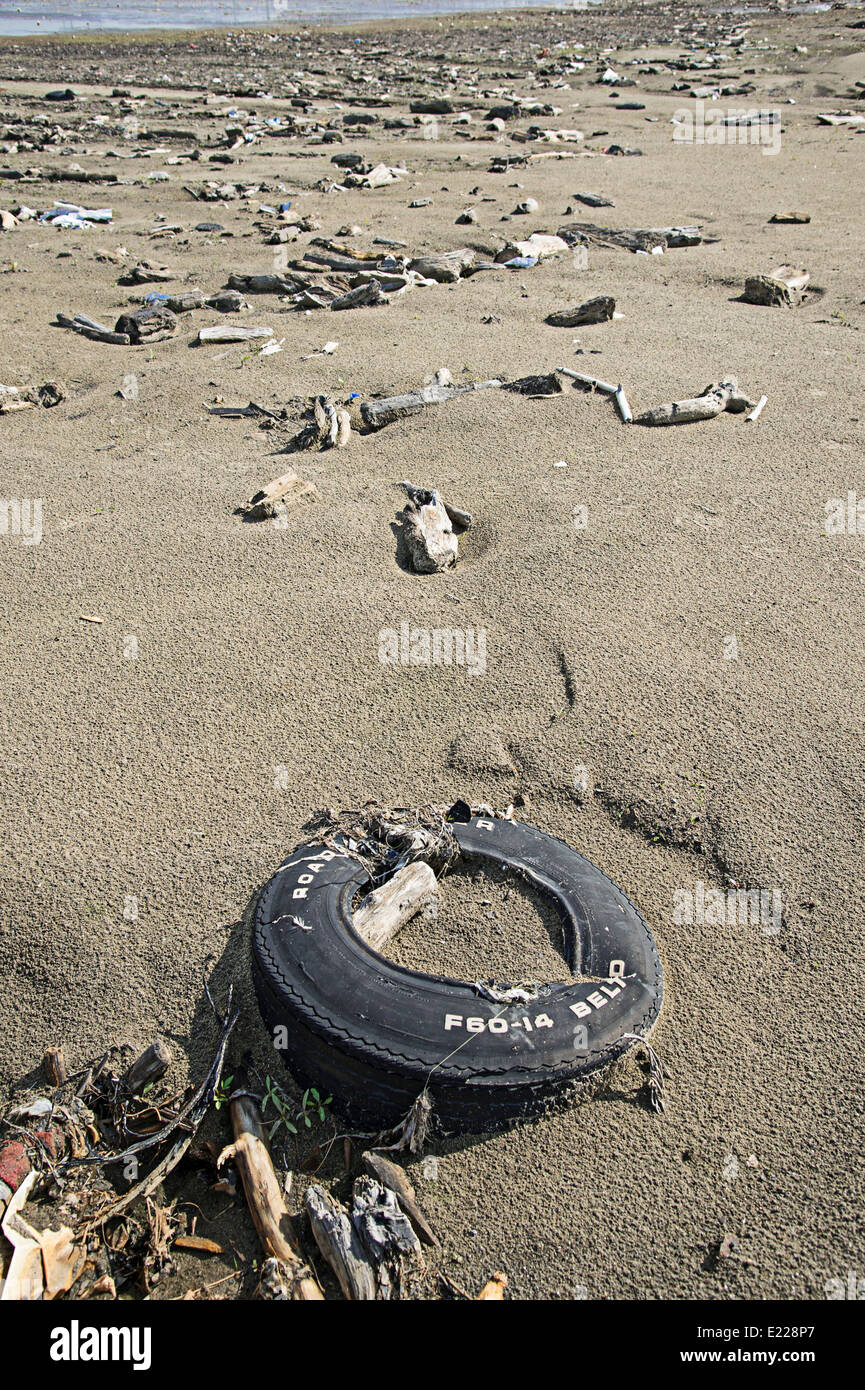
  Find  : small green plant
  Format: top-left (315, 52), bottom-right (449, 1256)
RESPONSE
top-left (261, 1075), bottom-right (331, 1140)
top-left (213, 1075), bottom-right (234, 1110)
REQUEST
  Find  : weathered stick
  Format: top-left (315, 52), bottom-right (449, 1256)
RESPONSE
top-left (353, 861), bottom-right (438, 954)
top-left (614, 384), bottom-right (632, 423)
top-left (124, 1040), bottom-right (171, 1095)
top-left (304, 1185), bottom-right (378, 1300)
top-left (219, 1079), bottom-right (323, 1300)
top-left (746, 395), bottom-right (768, 423)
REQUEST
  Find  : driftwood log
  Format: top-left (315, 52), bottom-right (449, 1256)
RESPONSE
top-left (219, 1080), bottom-right (323, 1301)
top-left (42, 1047), bottom-right (67, 1087)
top-left (114, 306), bottom-right (177, 344)
top-left (304, 1186), bottom-right (378, 1301)
top-left (197, 323), bottom-right (273, 343)
top-left (635, 377), bottom-right (754, 426)
top-left (56, 311), bottom-right (130, 345)
top-left (361, 378), bottom-right (502, 430)
top-left (352, 861), bottom-right (438, 953)
top-left (408, 248), bottom-right (475, 282)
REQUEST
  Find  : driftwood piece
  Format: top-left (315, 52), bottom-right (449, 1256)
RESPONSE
top-left (118, 261), bottom-right (175, 285)
top-left (42, 1047), bottom-right (67, 1087)
top-left (219, 1079), bottom-right (323, 1300)
top-left (742, 266), bottom-right (809, 307)
top-left (574, 192), bottom-right (614, 208)
top-left (330, 281), bottom-right (387, 310)
top-left (769, 211), bottom-right (810, 224)
top-left (746, 394), bottom-right (768, 423)
top-left (614, 384), bottom-right (632, 423)
top-left (361, 378), bottom-right (502, 430)
top-left (226, 272), bottom-right (293, 294)
top-left (56, 311), bottom-right (130, 345)
top-left (164, 289), bottom-right (205, 312)
top-left (353, 861), bottom-right (438, 952)
top-left (351, 1176), bottom-right (424, 1300)
top-left (114, 305), bottom-right (178, 344)
top-left (408, 248), bottom-right (476, 283)
top-left (399, 481), bottom-right (472, 530)
top-left (546, 295), bottom-right (615, 327)
top-left (124, 1040), bottom-right (171, 1095)
top-left (304, 1185), bottom-right (378, 1300)
top-left (402, 493), bottom-right (458, 573)
top-left (635, 377), bottom-right (753, 426)
top-left (197, 323), bottom-right (273, 343)
top-left (241, 470), bottom-right (317, 521)
top-left (558, 222), bottom-right (700, 253)
top-left (361, 1151), bottom-right (439, 1247)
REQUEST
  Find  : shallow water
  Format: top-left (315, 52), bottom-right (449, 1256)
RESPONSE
top-left (0, 0), bottom-right (599, 39)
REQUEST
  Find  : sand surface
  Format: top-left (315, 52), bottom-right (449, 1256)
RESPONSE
top-left (0, 2), bottom-right (863, 1299)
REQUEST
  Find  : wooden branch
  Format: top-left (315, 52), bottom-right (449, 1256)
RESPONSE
top-left (124, 1040), bottom-right (171, 1095)
top-left (304, 1185), bottom-right (378, 1300)
top-left (220, 1080), bottom-right (323, 1300)
top-left (353, 861), bottom-right (438, 953)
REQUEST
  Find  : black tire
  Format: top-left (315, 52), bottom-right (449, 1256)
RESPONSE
top-left (252, 816), bottom-right (663, 1132)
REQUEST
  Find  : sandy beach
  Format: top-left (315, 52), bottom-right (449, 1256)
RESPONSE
top-left (1, 0), bottom-right (863, 1301)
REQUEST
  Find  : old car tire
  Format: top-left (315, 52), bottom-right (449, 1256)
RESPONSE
top-left (252, 816), bottom-right (663, 1131)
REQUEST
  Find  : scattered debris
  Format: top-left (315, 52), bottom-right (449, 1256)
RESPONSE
top-left (304, 1185), bottom-right (378, 1301)
top-left (114, 305), bottom-right (177, 344)
top-left (361, 1151), bottom-right (439, 1248)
